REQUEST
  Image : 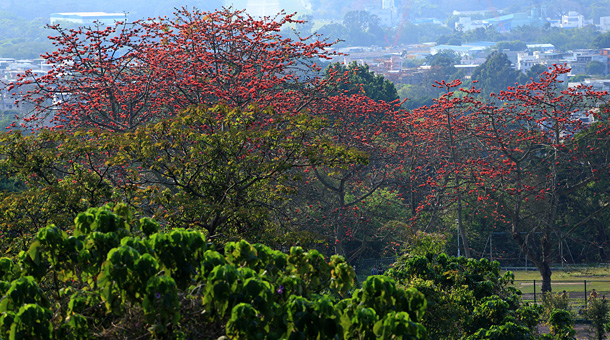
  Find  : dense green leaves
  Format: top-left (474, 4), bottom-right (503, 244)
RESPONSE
top-left (0, 205), bottom-right (428, 339)
top-left (326, 62), bottom-right (400, 103)
top-left (0, 104), bottom-right (367, 254)
top-left (389, 253), bottom-right (538, 340)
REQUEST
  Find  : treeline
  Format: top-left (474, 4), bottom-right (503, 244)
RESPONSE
top-left (1, 7), bottom-right (610, 338)
top-left (2, 6), bottom-right (610, 298)
top-left (0, 203), bottom-right (563, 339)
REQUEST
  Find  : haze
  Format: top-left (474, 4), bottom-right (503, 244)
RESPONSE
top-left (2, 0), bottom-right (607, 22)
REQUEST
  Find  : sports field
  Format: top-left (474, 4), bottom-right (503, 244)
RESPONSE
top-left (509, 266), bottom-right (610, 305)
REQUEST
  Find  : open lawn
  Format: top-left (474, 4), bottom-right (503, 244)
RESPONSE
top-left (509, 266), bottom-right (610, 296)
top-left (508, 265), bottom-right (610, 323)
top-left (509, 267), bottom-right (610, 338)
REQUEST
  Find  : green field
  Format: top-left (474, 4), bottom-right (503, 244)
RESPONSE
top-left (508, 267), bottom-right (610, 301)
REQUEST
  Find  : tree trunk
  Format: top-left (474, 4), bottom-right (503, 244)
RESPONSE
top-left (456, 192), bottom-right (471, 258)
top-left (540, 233), bottom-right (553, 293)
top-left (512, 225), bottom-right (553, 293)
top-left (539, 262), bottom-right (553, 293)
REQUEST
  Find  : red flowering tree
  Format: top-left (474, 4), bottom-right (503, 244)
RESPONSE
top-left (398, 66), bottom-right (610, 291)
top-left (4, 8), bottom-right (412, 258)
top-left (403, 79), bottom-right (490, 259)
top-left (468, 65), bottom-right (610, 292)
top-left (287, 94), bottom-right (408, 261)
top-left (9, 8), bottom-right (344, 131)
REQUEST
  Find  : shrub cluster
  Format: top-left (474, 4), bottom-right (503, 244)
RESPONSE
top-left (0, 204), bottom-right (427, 339)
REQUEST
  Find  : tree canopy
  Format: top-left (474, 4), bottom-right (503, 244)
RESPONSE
top-left (3, 7), bottom-right (610, 298)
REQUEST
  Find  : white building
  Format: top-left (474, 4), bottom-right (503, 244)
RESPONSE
top-left (382, 0), bottom-right (394, 10)
top-left (560, 11), bottom-right (585, 28)
top-left (455, 17), bottom-right (487, 32)
top-left (244, 0), bottom-right (281, 17)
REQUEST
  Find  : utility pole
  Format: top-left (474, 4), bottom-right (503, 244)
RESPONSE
top-left (457, 219), bottom-right (461, 257)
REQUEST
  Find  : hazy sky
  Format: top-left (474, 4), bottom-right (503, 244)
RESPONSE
top-left (1, 0), bottom-right (520, 21)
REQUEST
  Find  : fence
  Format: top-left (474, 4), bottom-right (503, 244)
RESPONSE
top-left (353, 256), bottom-right (396, 283)
top-left (514, 279), bottom-right (610, 315)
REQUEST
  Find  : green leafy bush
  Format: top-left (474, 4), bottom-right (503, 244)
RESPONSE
top-left (584, 297), bottom-right (610, 340)
top-left (548, 309), bottom-right (576, 340)
top-left (541, 292), bottom-right (571, 322)
top-left (388, 253), bottom-right (540, 340)
top-left (0, 204), bottom-right (428, 339)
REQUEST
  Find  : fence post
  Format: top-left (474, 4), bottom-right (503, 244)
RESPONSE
top-left (534, 279), bottom-right (536, 304)
top-left (585, 280), bottom-right (587, 307)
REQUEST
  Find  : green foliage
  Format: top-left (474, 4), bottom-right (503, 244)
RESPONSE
top-left (586, 61), bottom-right (607, 76)
top-left (0, 104), bottom-right (366, 252)
top-left (541, 292), bottom-right (571, 322)
top-left (594, 31), bottom-right (610, 49)
top-left (0, 205), bottom-right (428, 339)
top-left (0, 13), bottom-right (52, 59)
top-left (389, 253), bottom-right (538, 340)
top-left (341, 11), bottom-right (385, 46)
top-left (8, 304), bottom-right (53, 340)
top-left (326, 62), bottom-right (399, 103)
top-left (495, 41), bottom-right (527, 52)
top-left (403, 232), bottom-right (447, 257)
top-left (548, 309), bottom-right (576, 340)
top-left (465, 321), bottom-right (535, 340)
top-left (471, 51), bottom-right (524, 96)
top-left (584, 297), bottom-right (610, 340)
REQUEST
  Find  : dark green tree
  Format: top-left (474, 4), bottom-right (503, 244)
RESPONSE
top-left (389, 254), bottom-right (541, 340)
top-left (587, 60), bottom-right (607, 76)
top-left (495, 40), bottom-right (527, 52)
top-left (525, 64), bottom-right (549, 80)
top-left (593, 31), bottom-right (610, 49)
top-left (471, 51), bottom-right (522, 95)
top-left (342, 11), bottom-right (385, 46)
top-left (427, 51), bottom-right (461, 82)
top-left (325, 62), bottom-right (399, 103)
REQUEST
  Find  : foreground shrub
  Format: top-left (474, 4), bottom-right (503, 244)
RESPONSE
top-left (548, 309), bottom-right (576, 340)
top-left (584, 297), bottom-right (610, 340)
top-left (389, 253), bottom-right (542, 340)
top-left (0, 204), bottom-right (427, 339)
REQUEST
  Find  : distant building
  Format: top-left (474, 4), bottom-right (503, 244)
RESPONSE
top-left (516, 51), bottom-right (568, 80)
top-left (568, 50), bottom-right (609, 75)
top-left (550, 11), bottom-right (594, 29)
top-left (50, 12), bottom-right (126, 26)
top-left (382, 0), bottom-right (394, 10)
top-left (430, 42), bottom-right (495, 58)
top-left (517, 49), bottom-right (608, 77)
top-left (457, 7), bottom-right (547, 33)
top-left (365, 1), bottom-right (397, 27)
top-left (568, 78), bottom-right (610, 92)
top-left (245, 0), bottom-right (281, 17)
top-left (455, 17), bottom-right (486, 32)
top-left (484, 12), bottom-right (546, 32)
top-left (526, 44), bottom-right (555, 53)
top-left (560, 11), bottom-right (585, 29)
top-left (601, 48), bottom-right (610, 73)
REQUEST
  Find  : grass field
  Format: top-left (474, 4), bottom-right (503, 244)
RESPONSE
top-left (510, 267), bottom-right (610, 337)
top-left (508, 266), bottom-right (610, 304)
